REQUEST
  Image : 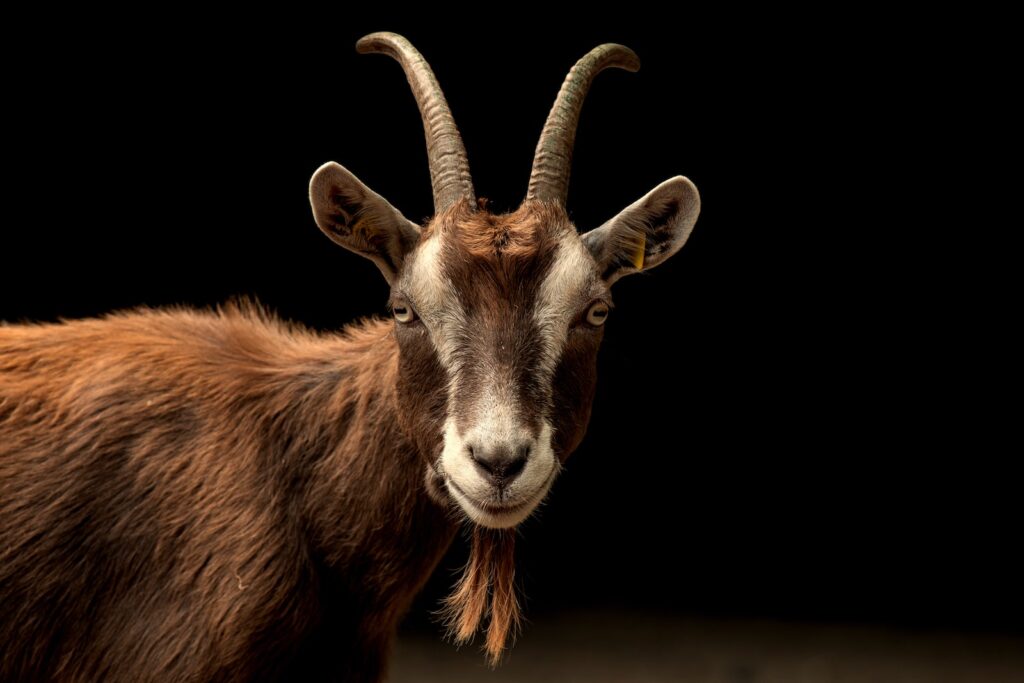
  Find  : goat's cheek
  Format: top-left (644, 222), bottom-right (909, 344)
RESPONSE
top-left (395, 329), bottom-right (450, 459)
top-left (550, 333), bottom-right (602, 460)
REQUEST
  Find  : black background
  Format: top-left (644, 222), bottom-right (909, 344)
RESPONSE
top-left (3, 14), bottom-right (1016, 633)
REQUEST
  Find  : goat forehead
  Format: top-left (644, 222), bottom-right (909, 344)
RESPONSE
top-left (399, 204), bottom-right (603, 382)
top-left (406, 225), bottom-right (597, 321)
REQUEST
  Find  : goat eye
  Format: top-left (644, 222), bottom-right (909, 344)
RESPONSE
top-left (393, 304), bottom-right (417, 324)
top-left (585, 302), bottom-right (609, 327)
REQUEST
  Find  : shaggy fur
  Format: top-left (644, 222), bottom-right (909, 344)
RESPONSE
top-left (0, 305), bottom-right (457, 682)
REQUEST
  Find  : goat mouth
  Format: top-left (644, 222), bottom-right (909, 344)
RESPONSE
top-left (445, 478), bottom-right (534, 515)
top-left (444, 463), bottom-right (559, 523)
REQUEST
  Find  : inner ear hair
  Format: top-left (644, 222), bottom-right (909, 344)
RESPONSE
top-left (581, 176), bottom-right (700, 285)
top-left (309, 161), bottom-right (421, 284)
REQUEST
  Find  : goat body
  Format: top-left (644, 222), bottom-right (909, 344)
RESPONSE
top-left (0, 306), bottom-right (454, 681)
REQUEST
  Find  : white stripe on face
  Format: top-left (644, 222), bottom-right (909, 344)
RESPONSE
top-left (533, 231), bottom-right (600, 381)
top-left (402, 233), bottom-right (465, 371)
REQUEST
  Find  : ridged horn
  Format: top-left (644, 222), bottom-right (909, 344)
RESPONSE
top-left (527, 44), bottom-right (640, 205)
top-left (357, 32), bottom-right (475, 212)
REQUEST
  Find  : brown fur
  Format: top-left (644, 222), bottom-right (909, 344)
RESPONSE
top-left (0, 303), bottom-right (457, 682)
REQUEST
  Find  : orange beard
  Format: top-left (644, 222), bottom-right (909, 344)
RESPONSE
top-left (441, 527), bottom-right (521, 666)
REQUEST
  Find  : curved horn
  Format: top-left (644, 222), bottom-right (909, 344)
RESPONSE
top-left (527, 44), bottom-right (640, 205)
top-left (357, 32), bottom-right (475, 212)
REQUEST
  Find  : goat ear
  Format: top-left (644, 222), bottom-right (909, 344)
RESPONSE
top-left (580, 176), bottom-right (700, 286)
top-left (309, 162), bottom-right (421, 284)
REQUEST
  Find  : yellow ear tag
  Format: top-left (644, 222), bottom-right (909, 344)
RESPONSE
top-left (631, 234), bottom-right (646, 270)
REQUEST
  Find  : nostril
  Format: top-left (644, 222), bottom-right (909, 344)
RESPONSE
top-left (467, 443), bottom-right (493, 475)
top-left (504, 452), bottom-right (527, 480)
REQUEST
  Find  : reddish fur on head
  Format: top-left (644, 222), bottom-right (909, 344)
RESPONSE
top-left (425, 199), bottom-right (563, 260)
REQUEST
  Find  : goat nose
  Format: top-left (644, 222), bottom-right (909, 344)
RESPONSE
top-left (467, 443), bottom-right (530, 487)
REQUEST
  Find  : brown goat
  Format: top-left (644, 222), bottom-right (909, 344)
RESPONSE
top-left (0, 33), bottom-right (700, 682)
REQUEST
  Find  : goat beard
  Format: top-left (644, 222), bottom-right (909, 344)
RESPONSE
top-left (441, 526), bottom-right (520, 666)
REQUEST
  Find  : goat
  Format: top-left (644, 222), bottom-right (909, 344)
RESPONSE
top-left (0, 32), bottom-right (700, 682)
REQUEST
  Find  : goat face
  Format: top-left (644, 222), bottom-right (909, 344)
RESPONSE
top-left (394, 201), bottom-right (605, 528)
top-left (308, 33), bottom-right (700, 528)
